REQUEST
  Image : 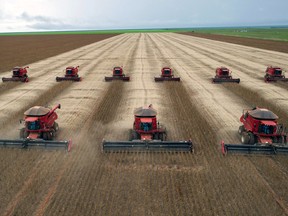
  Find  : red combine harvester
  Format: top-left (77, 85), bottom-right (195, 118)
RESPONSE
top-left (212, 67), bottom-right (240, 83)
top-left (0, 104), bottom-right (72, 152)
top-left (154, 67), bottom-right (180, 81)
top-left (102, 105), bottom-right (193, 152)
top-left (105, 67), bottom-right (130, 81)
top-left (2, 66), bottom-right (29, 82)
top-left (221, 107), bottom-right (288, 155)
top-left (264, 66), bottom-right (288, 82)
top-left (56, 66), bottom-right (81, 82)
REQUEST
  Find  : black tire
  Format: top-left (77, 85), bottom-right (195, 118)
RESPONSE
top-left (238, 125), bottom-right (244, 135)
top-left (19, 128), bottom-right (28, 138)
top-left (53, 122), bottom-right (59, 131)
top-left (241, 132), bottom-right (250, 144)
top-left (278, 136), bottom-right (284, 144)
top-left (132, 130), bottom-right (139, 140)
top-left (128, 129), bottom-right (133, 141)
top-left (248, 132), bottom-right (255, 144)
top-left (42, 132), bottom-right (49, 140)
top-left (153, 133), bottom-right (159, 140)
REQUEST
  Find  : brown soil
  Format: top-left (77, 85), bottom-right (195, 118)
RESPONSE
top-left (0, 33), bottom-right (287, 216)
top-left (0, 34), bottom-right (119, 73)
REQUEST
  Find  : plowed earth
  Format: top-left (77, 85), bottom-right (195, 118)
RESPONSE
top-left (0, 33), bottom-right (287, 216)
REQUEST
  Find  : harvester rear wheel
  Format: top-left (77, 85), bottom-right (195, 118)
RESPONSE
top-left (241, 132), bottom-right (250, 144)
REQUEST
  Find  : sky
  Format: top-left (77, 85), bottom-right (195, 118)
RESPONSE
top-left (0, 0), bottom-right (287, 32)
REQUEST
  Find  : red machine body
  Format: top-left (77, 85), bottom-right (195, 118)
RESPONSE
top-left (212, 67), bottom-right (240, 83)
top-left (154, 67), bottom-right (180, 81)
top-left (2, 66), bottom-right (29, 82)
top-left (264, 66), bottom-right (288, 82)
top-left (221, 107), bottom-right (288, 155)
top-left (56, 66), bottom-right (81, 82)
top-left (131, 105), bottom-right (166, 141)
top-left (105, 67), bottom-right (130, 81)
top-left (20, 104), bottom-right (61, 140)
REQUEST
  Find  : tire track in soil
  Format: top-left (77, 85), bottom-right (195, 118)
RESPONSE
top-left (163, 33), bottom-right (288, 96)
top-left (155, 34), bottom-right (288, 125)
top-left (150, 33), bottom-right (288, 215)
top-left (0, 34), bottom-right (132, 136)
top-left (33, 34), bottom-right (140, 216)
top-left (0, 34), bottom-right (127, 96)
top-left (146, 33), bottom-right (288, 213)
top-left (0, 33), bottom-right (136, 216)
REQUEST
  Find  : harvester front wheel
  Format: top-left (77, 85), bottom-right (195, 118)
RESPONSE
top-left (241, 132), bottom-right (250, 144)
top-left (248, 132), bottom-right (255, 144)
top-left (53, 122), bottom-right (59, 131)
top-left (238, 125), bottom-right (244, 134)
top-left (20, 128), bottom-right (28, 139)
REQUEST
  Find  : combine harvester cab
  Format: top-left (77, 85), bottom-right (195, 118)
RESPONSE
top-left (105, 67), bottom-right (130, 81)
top-left (56, 66), bottom-right (82, 82)
top-left (154, 67), bottom-right (180, 82)
top-left (0, 104), bottom-right (72, 152)
top-left (2, 66), bottom-right (29, 82)
top-left (103, 105), bottom-right (193, 152)
top-left (221, 107), bottom-right (288, 155)
top-left (264, 66), bottom-right (288, 82)
top-left (212, 67), bottom-right (240, 83)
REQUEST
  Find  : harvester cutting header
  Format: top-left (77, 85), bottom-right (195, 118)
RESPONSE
top-left (0, 104), bottom-right (71, 152)
top-left (212, 67), bottom-right (240, 83)
top-left (154, 67), bottom-right (180, 81)
top-left (103, 104), bottom-right (193, 152)
top-left (56, 66), bottom-right (82, 82)
top-left (222, 107), bottom-right (288, 155)
top-left (105, 67), bottom-right (130, 81)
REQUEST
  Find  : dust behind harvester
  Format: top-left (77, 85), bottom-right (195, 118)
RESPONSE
top-left (222, 107), bottom-right (288, 155)
top-left (102, 104), bottom-right (193, 152)
top-left (105, 67), bottom-right (130, 81)
top-left (56, 66), bottom-right (82, 82)
top-left (0, 104), bottom-right (71, 152)
top-left (154, 67), bottom-right (180, 81)
top-left (212, 67), bottom-right (240, 83)
top-left (2, 66), bottom-right (29, 82)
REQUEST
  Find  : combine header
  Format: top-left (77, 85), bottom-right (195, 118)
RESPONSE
top-left (102, 105), bottom-right (193, 152)
top-left (0, 104), bottom-right (72, 152)
top-left (212, 67), bottom-right (240, 83)
top-left (154, 67), bottom-right (180, 81)
top-left (2, 66), bottom-right (29, 82)
top-left (105, 67), bottom-right (130, 81)
top-left (56, 66), bottom-right (81, 82)
top-left (264, 66), bottom-right (288, 82)
top-left (221, 107), bottom-right (288, 155)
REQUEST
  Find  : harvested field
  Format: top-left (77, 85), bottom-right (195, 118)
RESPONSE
top-left (0, 33), bottom-right (287, 216)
